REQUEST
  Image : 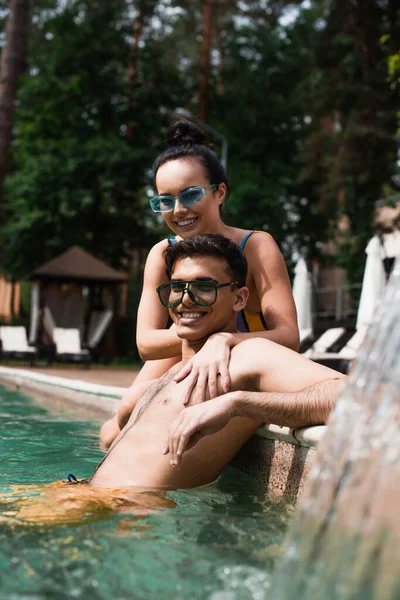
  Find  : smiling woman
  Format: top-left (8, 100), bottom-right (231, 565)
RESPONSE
top-left (100, 119), bottom-right (300, 448)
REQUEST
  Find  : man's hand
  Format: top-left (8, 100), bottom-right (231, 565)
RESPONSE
top-left (162, 394), bottom-right (236, 466)
top-left (173, 333), bottom-right (234, 404)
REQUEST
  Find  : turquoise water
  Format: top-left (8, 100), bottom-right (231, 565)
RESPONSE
top-left (0, 385), bottom-right (292, 599)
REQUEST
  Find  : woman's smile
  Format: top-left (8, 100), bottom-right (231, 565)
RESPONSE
top-left (173, 216), bottom-right (199, 229)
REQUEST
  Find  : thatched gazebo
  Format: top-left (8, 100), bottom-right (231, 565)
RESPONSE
top-left (26, 246), bottom-right (128, 358)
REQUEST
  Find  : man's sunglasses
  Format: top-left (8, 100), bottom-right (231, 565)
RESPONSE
top-left (156, 280), bottom-right (239, 308)
top-left (149, 184), bottom-right (219, 213)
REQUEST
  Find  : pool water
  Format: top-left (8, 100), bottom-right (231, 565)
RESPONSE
top-left (0, 385), bottom-right (293, 599)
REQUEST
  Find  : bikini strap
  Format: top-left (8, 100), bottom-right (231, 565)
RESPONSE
top-left (168, 236), bottom-right (177, 246)
top-left (240, 230), bottom-right (272, 249)
top-left (239, 231), bottom-right (255, 249)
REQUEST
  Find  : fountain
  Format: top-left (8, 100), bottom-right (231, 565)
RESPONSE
top-left (272, 259), bottom-right (400, 600)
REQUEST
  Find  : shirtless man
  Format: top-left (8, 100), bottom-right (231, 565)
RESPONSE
top-left (90, 234), bottom-right (345, 490)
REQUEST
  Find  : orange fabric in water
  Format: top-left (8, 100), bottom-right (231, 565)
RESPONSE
top-left (0, 481), bottom-right (176, 526)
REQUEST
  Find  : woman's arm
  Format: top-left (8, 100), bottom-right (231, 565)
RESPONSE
top-left (136, 240), bottom-right (183, 360)
top-left (233, 232), bottom-right (300, 350)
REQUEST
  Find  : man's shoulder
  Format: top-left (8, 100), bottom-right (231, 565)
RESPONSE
top-left (229, 339), bottom-right (274, 390)
top-left (231, 338), bottom-right (275, 361)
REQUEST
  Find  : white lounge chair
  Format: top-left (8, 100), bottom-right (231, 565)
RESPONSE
top-left (307, 327), bottom-right (368, 362)
top-left (0, 326), bottom-right (37, 364)
top-left (53, 327), bottom-right (91, 364)
top-left (42, 306), bottom-right (56, 343)
top-left (87, 309), bottom-right (113, 349)
top-left (303, 327), bottom-right (346, 359)
top-left (299, 328), bottom-right (313, 344)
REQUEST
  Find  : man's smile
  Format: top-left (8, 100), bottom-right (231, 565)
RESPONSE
top-left (177, 310), bottom-right (207, 323)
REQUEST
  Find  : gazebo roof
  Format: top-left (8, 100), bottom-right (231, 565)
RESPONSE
top-left (27, 246), bottom-right (128, 284)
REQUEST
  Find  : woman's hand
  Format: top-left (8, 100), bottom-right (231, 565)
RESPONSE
top-left (174, 332), bottom-right (235, 404)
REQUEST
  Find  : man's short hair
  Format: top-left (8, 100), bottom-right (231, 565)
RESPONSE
top-left (164, 234), bottom-right (248, 287)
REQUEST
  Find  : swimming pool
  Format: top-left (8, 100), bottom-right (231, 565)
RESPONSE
top-left (0, 384), bottom-right (293, 599)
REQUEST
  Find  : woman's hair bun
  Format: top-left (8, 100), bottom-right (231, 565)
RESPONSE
top-left (167, 119), bottom-right (206, 147)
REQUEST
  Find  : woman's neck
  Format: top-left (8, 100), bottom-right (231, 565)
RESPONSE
top-left (206, 221), bottom-right (233, 237)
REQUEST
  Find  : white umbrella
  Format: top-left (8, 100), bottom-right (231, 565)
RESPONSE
top-left (382, 230), bottom-right (400, 259)
top-left (292, 257), bottom-right (313, 340)
top-left (356, 236), bottom-right (386, 330)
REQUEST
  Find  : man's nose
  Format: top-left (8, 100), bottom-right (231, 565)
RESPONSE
top-left (181, 288), bottom-right (195, 305)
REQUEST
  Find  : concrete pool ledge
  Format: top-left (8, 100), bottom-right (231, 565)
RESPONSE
top-left (257, 422), bottom-right (325, 448)
top-left (0, 366), bottom-right (123, 415)
top-left (232, 423), bottom-right (325, 500)
top-left (0, 366), bottom-right (325, 499)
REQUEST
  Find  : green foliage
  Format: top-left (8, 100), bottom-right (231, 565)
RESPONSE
top-left (1, 0), bottom-right (190, 278)
top-left (298, 0), bottom-right (400, 284)
top-left (0, 0), bottom-right (398, 293)
top-left (209, 4), bottom-right (331, 265)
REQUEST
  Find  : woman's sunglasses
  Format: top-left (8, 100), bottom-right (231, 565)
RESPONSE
top-left (149, 184), bottom-right (218, 213)
top-left (156, 280), bottom-right (238, 308)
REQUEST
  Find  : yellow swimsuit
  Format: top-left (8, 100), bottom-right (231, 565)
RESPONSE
top-left (237, 231), bottom-right (270, 332)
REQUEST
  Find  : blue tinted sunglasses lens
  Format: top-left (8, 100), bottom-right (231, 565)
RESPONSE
top-left (150, 196), bottom-right (175, 212)
top-left (149, 197), bottom-right (160, 212)
top-left (150, 186), bottom-right (209, 213)
top-left (159, 196), bottom-right (175, 211)
top-left (180, 188), bottom-right (204, 206)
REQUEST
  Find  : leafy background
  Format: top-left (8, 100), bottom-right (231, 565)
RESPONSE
top-left (0, 0), bottom-right (399, 354)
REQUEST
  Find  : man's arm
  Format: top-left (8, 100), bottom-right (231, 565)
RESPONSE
top-left (232, 378), bottom-right (345, 429)
top-left (163, 378), bottom-right (345, 465)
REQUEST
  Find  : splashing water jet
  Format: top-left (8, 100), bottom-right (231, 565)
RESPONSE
top-left (272, 259), bottom-right (400, 600)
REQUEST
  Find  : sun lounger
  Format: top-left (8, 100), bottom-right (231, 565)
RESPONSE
top-left (298, 328), bottom-right (313, 353)
top-left (42, 305), bottom-right (56, 344)
top-left (53, 327), bottom-right (91, 364)
top-left (86, 310), bottom-right (113, 349)
top-left (307, 327), bottom-right (368, 362)
top-left (303, 327), bottom-right (346, 359)
top-left (299, 328), bottom-right (313, 344)
top-left (0, 326), bottom-right (37, 364)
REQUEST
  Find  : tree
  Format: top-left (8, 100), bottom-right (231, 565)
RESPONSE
top-left (199, 0), bottom-right (215, 121)
top-left (2, 0), bottom-right (397, 290)
top-left (125, 0), bottom-right (159, 137)
top-left (206, 3), bottom-right (330, 267)
top-left (300, 0), bottom-right (400, 283)
top-left (0, 0), bottom-right (30, 219)
top-left (0, 0), bottom-right (150, 278)
top-left (0, 0), bottom-right (196, 279)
